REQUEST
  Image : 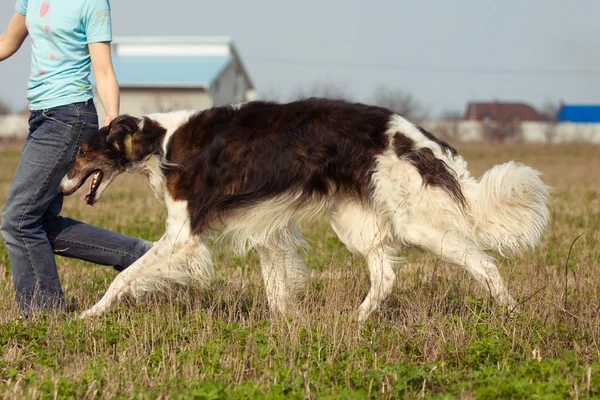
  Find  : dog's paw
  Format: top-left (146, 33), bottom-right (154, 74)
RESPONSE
top-left (357, 307), bottom-right (372, 323)
top-left (78, 310), bottom-right (93, 319)
top-left (79, 306), bottom-right (104, 319)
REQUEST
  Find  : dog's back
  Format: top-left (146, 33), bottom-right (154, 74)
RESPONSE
top-left (162, 99), bottom-right (462, 237)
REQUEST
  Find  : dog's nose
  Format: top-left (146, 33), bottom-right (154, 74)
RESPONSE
top-left (57, 181), bottom-right (68, 195)
top-left (57, 175), bottom-right (71, 195)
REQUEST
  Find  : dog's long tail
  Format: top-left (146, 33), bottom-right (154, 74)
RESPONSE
top-left (464, 161), bottom-right (550, 255)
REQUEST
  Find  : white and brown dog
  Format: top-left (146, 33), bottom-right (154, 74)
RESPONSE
top-left (59, 98), bottom-right (550, 320)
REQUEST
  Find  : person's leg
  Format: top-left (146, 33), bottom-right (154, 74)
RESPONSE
top-left (43, 194), bottom-right (152, 272)
top-left (1, 102), bottom-right (150, 316)
top-left (0, 108), bottom-right (77, 315)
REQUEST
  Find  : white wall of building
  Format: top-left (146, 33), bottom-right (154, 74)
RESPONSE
top-left (0, 115), bottom-right (29, 139)
top-left (420, 121), bottom-right (600, 143)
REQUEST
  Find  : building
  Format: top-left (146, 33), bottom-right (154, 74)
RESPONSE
top-left (557, 104), bottom-right (600, 123)
top-left (464, 101), bottom-right (546, 122)
top-left (0, 115), bottom-right (29, 139)
top-left (94, 36), bottom-right (256, 122)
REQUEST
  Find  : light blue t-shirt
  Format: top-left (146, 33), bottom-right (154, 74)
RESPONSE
top-left (15, 0), bottom-right (112, 110)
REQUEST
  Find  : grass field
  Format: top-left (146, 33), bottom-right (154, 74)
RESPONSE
top-left (0, 142), bottom-right (599, 399)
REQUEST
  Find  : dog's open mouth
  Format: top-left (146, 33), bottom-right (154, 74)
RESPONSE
top-left (80, 170), bottom-right (103, 205)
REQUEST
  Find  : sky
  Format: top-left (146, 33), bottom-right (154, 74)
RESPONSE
top-left (1, 0), bottom-right (599, 117)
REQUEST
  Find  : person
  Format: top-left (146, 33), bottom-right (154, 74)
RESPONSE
top-left (0, 0), bottom-right (152, 317)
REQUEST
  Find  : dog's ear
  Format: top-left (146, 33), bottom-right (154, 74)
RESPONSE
top-left (106, 115), bottom-right (141, 155)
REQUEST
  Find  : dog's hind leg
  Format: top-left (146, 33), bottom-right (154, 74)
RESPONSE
top-left (256, 223), bottom-right (310, 316)
top-left (329, 201), bottom-right (398, 322)
top-left (400, 224), bottom-right (515, 308)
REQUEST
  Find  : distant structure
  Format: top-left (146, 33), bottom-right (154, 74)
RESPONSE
top-left (465, 101), bottom-right (546, 122)
top-left (557, 104), bottom-right (600, 123)
top-left (94, 36), bottom-right (256, 121)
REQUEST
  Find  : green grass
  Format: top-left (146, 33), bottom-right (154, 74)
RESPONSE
top-left (1, 143), bottom-right (600, 399)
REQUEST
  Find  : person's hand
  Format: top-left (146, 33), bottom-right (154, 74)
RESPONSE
top-left (104, 115), bottom-right (116, 127)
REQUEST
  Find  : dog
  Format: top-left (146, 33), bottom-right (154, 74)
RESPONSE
top-left (59, 98), bottom-right (550, 320)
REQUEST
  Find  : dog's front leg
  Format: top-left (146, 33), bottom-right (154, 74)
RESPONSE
top-left (79, 234), bottom-right (176, 318)
top-left (80, 196), bottom-right (202, 318)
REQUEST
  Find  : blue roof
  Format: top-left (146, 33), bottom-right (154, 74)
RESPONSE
top-left (111, 54), bottom-right (233, 88)
top-left (557, 104), bottom-right (600, 123)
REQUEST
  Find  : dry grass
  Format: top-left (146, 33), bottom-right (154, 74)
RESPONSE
top-left (0, 142), bottom-right (599, 399)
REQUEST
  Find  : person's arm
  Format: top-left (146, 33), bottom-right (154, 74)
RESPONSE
top-left (85, 0), bottom-right (115, 127)
top-left (89, 42), bottom-right (119, 127)
top-left (0, 12), bottom-right (28, 62)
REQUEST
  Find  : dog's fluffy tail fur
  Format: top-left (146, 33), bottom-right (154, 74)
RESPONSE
top-left (464, 161), bottom-right (550, 255)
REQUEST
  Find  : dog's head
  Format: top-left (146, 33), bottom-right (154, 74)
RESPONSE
top-left (59, 115), bottom-right (160, 205)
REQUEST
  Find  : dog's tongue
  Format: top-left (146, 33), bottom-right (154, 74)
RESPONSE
top-left (80, 179), bottom-right (93, 201)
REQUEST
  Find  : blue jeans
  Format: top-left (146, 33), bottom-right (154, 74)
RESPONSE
top-left (0, 101), bottom-right (152, 316)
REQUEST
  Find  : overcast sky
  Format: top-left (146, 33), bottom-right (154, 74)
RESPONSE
top-left (1, 0), bottom-right (599, 116)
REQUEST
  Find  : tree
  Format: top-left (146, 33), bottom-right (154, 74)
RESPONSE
top-left (539, 100), bottom-right (560, 143)
top-left (481, 120), bottom-right (522, 143)
top-left (257, 87), bottom-right (283, 102)
top-left (540, 100), bottom-right (560, 122)
top-left (438, 109), bottom-right (463, 121)
top-left (0, 100), bottom-right (10, 116)
top-left (290, 81), bottom-right (351, 101)
top-left (436, 109), bottom-right (464, 140)
top-left (373, 86), bottom-right (429, 121)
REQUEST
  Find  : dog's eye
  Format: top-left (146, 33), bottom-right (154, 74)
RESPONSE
top-left (79, 149), bottom-right (86, 157)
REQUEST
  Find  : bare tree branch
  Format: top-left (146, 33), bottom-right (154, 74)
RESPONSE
top-left (540, 100), bottom-right (560, 122)
top-left (255, 85), bottom-right (284, 102)
top-left (438, 109), bottom-right (463, 121)
top-left (0, 100), bottom-right (11, 116)
top-left (373, 86), bottom-right (429, 121)
top-left (290, 81), bottom-right (351, 101)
